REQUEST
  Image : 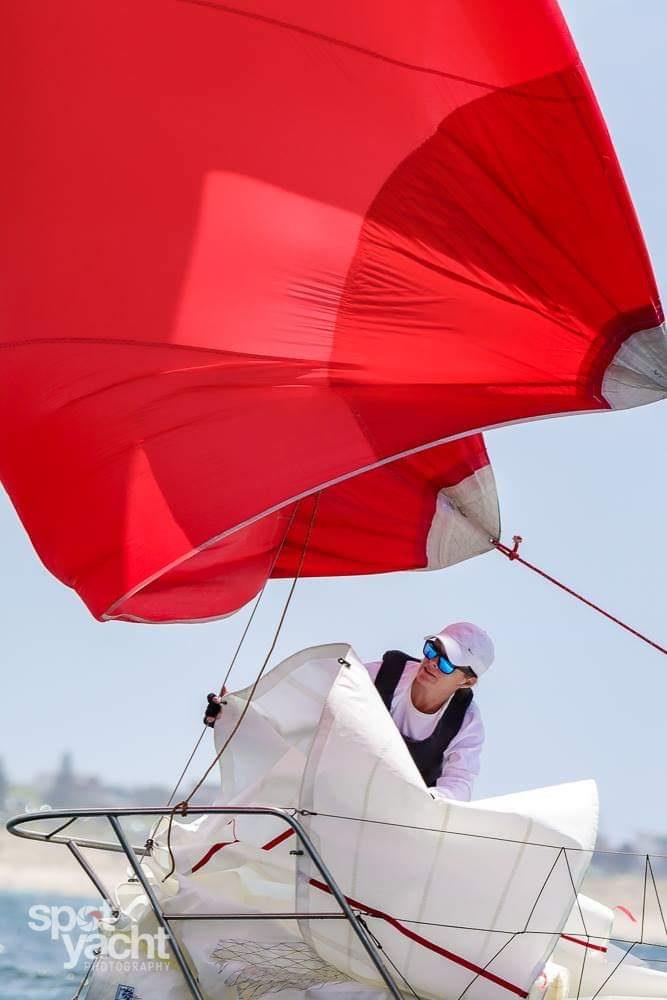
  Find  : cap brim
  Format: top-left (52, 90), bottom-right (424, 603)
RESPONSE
top-left (439, 634), bottom-right (469, 667)
top-left (425, 633), bottom-right (468, 667)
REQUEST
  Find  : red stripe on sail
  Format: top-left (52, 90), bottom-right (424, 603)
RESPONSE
top-left (559, 933), bottom-right (607, 953)
top-left (191, 837), bottom-right (239, 873)
top-left (191, 823), bottom-right (295, 873)
top-left (309, 877), bottom-right (529, 998)
top-left (262, 828), bottom-right (296, 851)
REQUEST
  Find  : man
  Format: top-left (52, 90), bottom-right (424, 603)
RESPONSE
top-left (364, 622), bottom-right (494, 802)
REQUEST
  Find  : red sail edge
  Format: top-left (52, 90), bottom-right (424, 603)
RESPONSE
top-left (0, 1), bottom-right (664, 622)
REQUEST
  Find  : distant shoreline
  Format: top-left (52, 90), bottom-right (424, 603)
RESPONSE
top-left (0, 828), bottom-right (654, 919)
top-left (0, 829), bottom-right (129, 898)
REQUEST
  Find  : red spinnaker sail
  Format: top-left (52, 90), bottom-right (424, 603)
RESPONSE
top-left (1, 1), bottom-right (665, 621)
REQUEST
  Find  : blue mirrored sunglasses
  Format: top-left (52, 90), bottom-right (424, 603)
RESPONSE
top-left (423, 639), bottom-right (476, 678)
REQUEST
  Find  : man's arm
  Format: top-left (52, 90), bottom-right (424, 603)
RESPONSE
top-left (430, 704), bottom-right (484, 802)
top-left (364, 660), bottom-right (382, 682)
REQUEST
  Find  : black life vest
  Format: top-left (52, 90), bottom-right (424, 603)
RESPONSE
top-left (374, 650), bottom-right (473, 787)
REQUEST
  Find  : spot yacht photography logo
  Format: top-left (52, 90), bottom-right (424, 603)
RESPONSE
top-left (27, 902), bottom-right (170, 971)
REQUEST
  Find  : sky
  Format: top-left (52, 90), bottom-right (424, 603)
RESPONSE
top-left (1, 1), bottom-right (666, 843)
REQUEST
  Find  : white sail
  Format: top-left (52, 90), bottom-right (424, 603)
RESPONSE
top-left (85, 645), bottom-right (667, 999)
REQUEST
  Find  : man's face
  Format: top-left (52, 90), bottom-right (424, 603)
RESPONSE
top-left (413, 640), bottom-right (477, 700)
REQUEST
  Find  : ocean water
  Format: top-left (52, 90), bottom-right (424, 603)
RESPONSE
top-left (0, 891), bottom-right (95, 1000)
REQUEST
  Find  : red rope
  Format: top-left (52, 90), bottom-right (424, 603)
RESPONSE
top-left (493, 536), bottom-right (666, 656)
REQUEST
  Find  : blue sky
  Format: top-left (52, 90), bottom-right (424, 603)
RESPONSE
top-left (1, 1), bottom-right (665, 841)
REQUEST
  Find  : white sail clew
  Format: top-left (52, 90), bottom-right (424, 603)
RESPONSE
top-left (86, 645), bottom-right (667, 999)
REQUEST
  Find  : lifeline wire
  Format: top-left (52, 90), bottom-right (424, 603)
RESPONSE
top-left (357, 916), bottom-right (422, 1000)
top-left (294, 810), bottom-right (667, 946)
top-left (320, 830), bottom-right (664, 997)
top-left (297, 808), bottom-right (667, 859)
top-left (494, 536), bottom-right (666, 655)
top-left (162, 494), bottom-right (320, 879)
top-left (64, 802), bottom-right (666, 995)
top-left (148, 502), bottom-right (302, 847)
top-left (306, 824), bottom-right (667, 948)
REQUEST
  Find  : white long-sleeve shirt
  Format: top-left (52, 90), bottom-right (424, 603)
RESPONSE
top-left (364, 659), bottom-right (484, 802)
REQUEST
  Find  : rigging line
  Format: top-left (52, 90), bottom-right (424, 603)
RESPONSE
top-left (148, 583), bottom-right (273, 834)
top-left (310, 878), bottom-right (529, 998)
top-left (145, 729), bottom-right (209, 849)
top-left (164, 730), bottom-right (208, 812)
top-left (494, 536), bottom-right (667, 656)
top-left (148, 503), bottom-right (302, 846)
top-left (352, 919), bottom-right (613, 943)
top-left (589, 941), bottom-right (638, 1000)
top-left (456, 932), bottom-right (518, 1000)
top-left (299, 808), bottom-right (641, 857)
top-left (563, 850), bottom-right (590, 939)
top-left (357, 915), bottom-right (422, 1000)
top-left (162, 494), bottom-right (321, 880)
top-left (641, 854), bottom-right (650, 943)
top-left (219, 583), bottom-right (266, 694)
top-left (574, 931), bottom-right (589, 1000)
top-left (647, 855), bottom-right (667, 937)
top-left (522, 848), bottom-right (564, 933)
top-left (184, 493), bottom-right (320, 804)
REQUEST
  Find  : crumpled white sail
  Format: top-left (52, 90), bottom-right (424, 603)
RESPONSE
top-left (85, 646), bottom-right (667, 999)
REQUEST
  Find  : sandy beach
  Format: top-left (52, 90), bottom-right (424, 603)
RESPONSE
top-left (0, 828), bottom-right (134, 898)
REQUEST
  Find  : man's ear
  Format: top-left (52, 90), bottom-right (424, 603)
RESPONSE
top-left (460, 675), bottom-right (477, 689)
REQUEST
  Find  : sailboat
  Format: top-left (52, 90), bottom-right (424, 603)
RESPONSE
top-left (9, 644), bottom-right (667, 999)
top-left (2, 1), bottom-right (666, 997)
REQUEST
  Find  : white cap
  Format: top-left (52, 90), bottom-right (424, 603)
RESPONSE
top-left (430, 622), bottom-right (495, 677)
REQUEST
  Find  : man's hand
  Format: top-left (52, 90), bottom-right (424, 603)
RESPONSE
top-left (203, 688), bottom-right (228, 727)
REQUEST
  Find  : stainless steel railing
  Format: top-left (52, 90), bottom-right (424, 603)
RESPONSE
top-left (7, 806), bottom-right (404, 1000)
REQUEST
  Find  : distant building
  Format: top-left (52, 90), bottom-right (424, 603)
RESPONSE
top-left (36, 751), bottom-right (217, 812)
top-left (46, 751), bottom-right (80, 808)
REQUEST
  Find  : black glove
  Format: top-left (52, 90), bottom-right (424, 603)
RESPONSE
top-left (203, 691), bottom-right (224, 727)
